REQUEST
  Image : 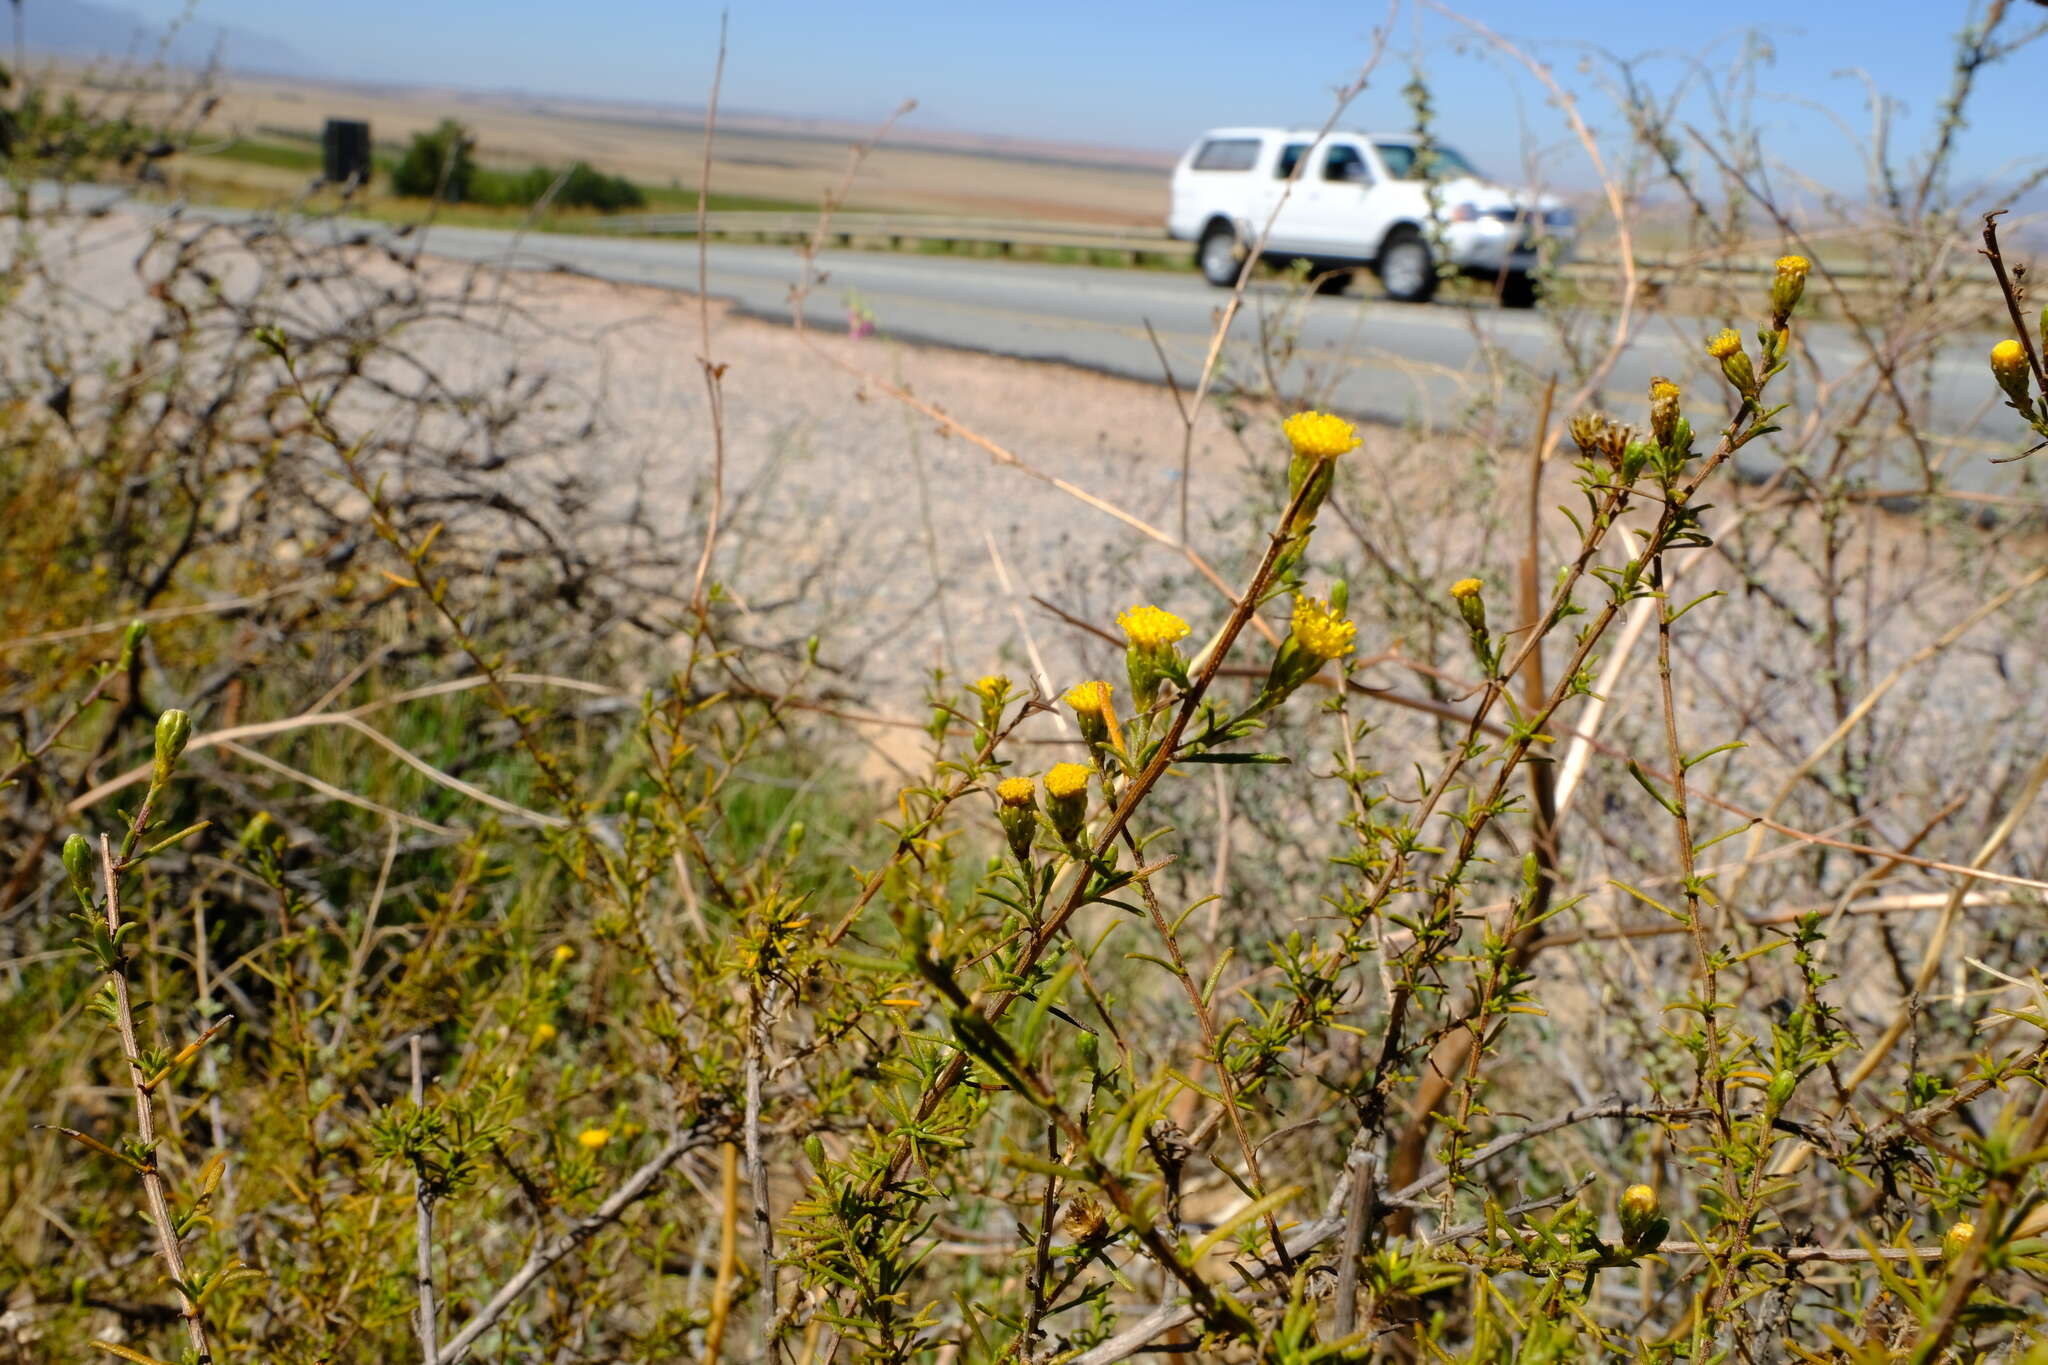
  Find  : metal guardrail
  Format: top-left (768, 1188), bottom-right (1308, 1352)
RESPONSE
top-left (595, 211), bottom-right (1187, 261)
top-left (594, 211), bottom-right (1994, 290)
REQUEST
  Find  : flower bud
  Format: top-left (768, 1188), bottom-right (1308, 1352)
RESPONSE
top-left (1707, 329), bottom-right (1757, 399)
top-left (1770, 254), bottom-right (1809, 329)
top-left (1619, 1183), bottom-right (1666, 1251)
top-left (1043, 762), bottom-right (1093, 845)
top-left (117, 620), bottom-right (147, 671)
top-left (1991, 338), bottom-right (2035, 414)
top-left (1943, 1220), bottom-right (1975, 1262)
top-left (804, 1134), bottom-right (827, 1172)
top-left (152, 708), bottom-right (192, 784)
top-left (1450, 577), bottom-right (1487, 634)
top-left (63, 832), bottom-right (94, 903)
top-left (969, 674), bottom-right (1012, 734)
top-left (995, 776), bottom-right (1039, 863)
top-left (1648, 378), bottom-right (1682, 451)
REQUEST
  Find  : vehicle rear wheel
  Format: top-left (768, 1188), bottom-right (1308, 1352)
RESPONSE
top-left (1377, 229), bottom-right (1436, 303)
top-left (1500, 270), bottom-right (1539, 309)
top-left (1198, 223), bottom-right (1241, 287)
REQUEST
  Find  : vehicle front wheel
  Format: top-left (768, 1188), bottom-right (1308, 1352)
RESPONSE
top-left (1377, 229), bottom-right (1436, 303)
top-left (1198, 223), bottom-right (1242, 287)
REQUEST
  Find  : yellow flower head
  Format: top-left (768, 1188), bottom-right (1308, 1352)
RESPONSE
top-left (1775, 254), bottom-right (1810, 277)
top-left (1064, 679), bottom-right (1114, 717)
top-left (1281, 410), bottom-right (1361, 461)
top-left (532, 1022), bottom-right (558, 1045)
top-left (996, 776), bottom-right (1036, 808)
top-left (552, 944), bottom-right (575, 966)
top-left (1705, 329), bottom-right (1741, 360)
top-left (1649, 377), bottom-right (1683, 448)
top-left (576, 1126), bottom-right (611, 1150)
top-left (1117, 604), bottom-right (1190, 653)
top-left (1621, 1184), bottom-right (1658, 1221)
top-left (970, 674), bottom-right (1010, 701)
top-left (1943, 1220), bottom-right (1975, 1261)
top-left (1290, 594), bottom-right (1357, 660)
top-left (1044, 762), bottom-right (1093, 800)
top-left (1449, 577), bottom-right (1484, 601)
top-left (1992, 338), bottom-right (2028, 379)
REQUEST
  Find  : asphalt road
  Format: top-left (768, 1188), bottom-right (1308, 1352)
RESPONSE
top-left (360, 219), bottom-right (2021, 494)
top-left (57, 185), bottom-right (2026, 494)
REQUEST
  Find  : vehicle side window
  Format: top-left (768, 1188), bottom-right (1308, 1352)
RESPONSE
top-left (1274, 142), bottom-right (1311, 179)
top-left (1375, 143), bottom-right (1416, 179)
top-left (1191, 138), bottom-right (1260, 172)
top-left (1324, 145), bottom-right (1371, 184)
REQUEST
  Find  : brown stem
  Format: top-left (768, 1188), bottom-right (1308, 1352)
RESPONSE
top-left (100, 834), bottom-right (214, 1365)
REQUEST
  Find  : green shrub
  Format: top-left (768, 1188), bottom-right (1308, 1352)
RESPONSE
top-left (388, 118), bottom-right (476, 201)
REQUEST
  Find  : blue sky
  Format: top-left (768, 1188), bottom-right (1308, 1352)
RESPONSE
top-left (117, 0), bottom-right (2046, 195)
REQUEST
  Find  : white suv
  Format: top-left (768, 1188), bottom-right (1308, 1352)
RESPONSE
top-left (1167, 128), bottom-right (1574, 306)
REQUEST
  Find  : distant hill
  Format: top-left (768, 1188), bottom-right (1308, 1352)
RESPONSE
top-left (14, 0), bottom-right (324, 77)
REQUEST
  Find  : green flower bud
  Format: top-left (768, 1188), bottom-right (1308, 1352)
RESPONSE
top-left (62, 833), bottom-right (94, 903)
top-left (1042, 763), bottom-right (1093, 845)
top-left (995, 777), bottom-right (1039, 864)
top-left (1619, 1183), bottom-right (1666, 1252)
top-left (152, 709), bottom-right (193, 783)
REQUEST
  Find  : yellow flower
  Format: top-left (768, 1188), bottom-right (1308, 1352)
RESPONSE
top-left (552, 944), bottom-right (575, 966)
top-left (1289, 594), bottom-right (1357, 660)
top-left (1943, 1220), bottom-right (1975, 1261)
top-left (1063, 679), bottom-right (1113, 716)
top-left (576, 1126), bottom-right (611, 1150)
top-left (532, 1022), bottom-right (557, 1045)
top-left (1116, 604), bottom-right (1190, 652)
top-left (1705, 329), bottom-right (1741, 359)
top-left (996, 776), bottom-right (1036, 807)
top-left (1648, 377), bottom-right (1683, 449)
top-left (1991, 339), bottom-right (2035, 411)
top-left (1618, 1182), bottom-right (1665, 1250)
top-left (1063, 679), bottom-right (1125, 755)
top-left (1281, 410), bottom-right (1361, 461)
top-left (1770, 255), bottom-right (1810, 326)
top-left (1992, 339), bottom-right (2029, 384)
top-left (1044, 762), bottom-right (1092, 800)
top-left (1449, 577), bottom-right (1484, 600)
top-left (970, 674), bottom-right (1010, 701)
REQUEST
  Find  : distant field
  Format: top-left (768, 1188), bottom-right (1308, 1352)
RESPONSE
top-left (66, 67), bottom-right (1175, 226)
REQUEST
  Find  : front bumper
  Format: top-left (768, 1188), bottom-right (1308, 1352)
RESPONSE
top-left (1443, 218), bottom-right (1575, 273)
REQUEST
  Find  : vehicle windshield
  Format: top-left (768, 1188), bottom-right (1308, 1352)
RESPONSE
top-left (1375, 142), bottom-right (1482, 181)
